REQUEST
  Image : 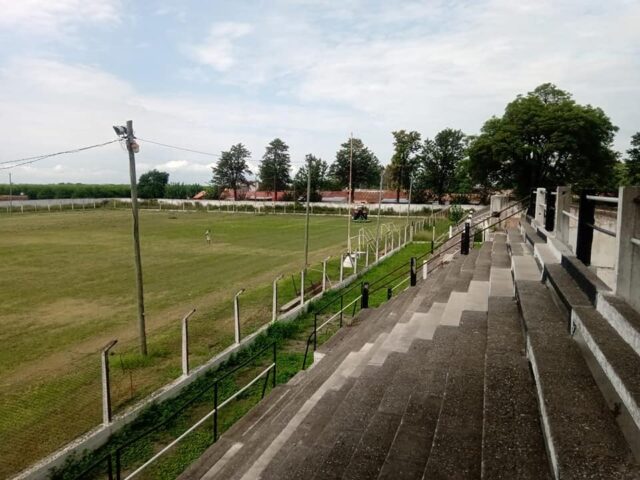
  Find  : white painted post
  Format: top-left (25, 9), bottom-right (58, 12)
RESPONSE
top-left (534, 187), bottom-right (546, 228)
top-left (21, 205), bottom-right (24, 213)
top-left (47, 203), bottom-right (51, 212)
top-left (449, 225), bottom-right (453, 238)
top-left (354, 253), bottom-right (358, 275)
top-left (615, 186), bottom-right (640, 312)
top-left (234, 289), bottom-right (244, 344)
top-left (340, 253), bottom-right (344, 282)
top-left (322, 257), bottom-right (329, 292)
top-left (432, 226), bottom-right (436, 244)
top-left (423, 260), bottom-right (428, 280)
top-left (555, 186), bottom-right (571, 246)
top-left (384, 235), bottom-right (388, 255)
top-left (300, 270), bottom-right (305, 305)
top-left (365, 246), bottom-right (369, 267)
top-left (181, 309), bottom-right (196, 376)
top-left (101, 340), bottom-right (117, 426)
top-left (272, 275), bottom-right (282, 323)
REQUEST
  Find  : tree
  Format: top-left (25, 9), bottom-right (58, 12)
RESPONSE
top-left (138, 169), bottom-right (169, 199)
top-left (626, 132), bottom-right (640, 186)
top-left (419, 128), bottom-right (466, 203)
top-left (258, 138), bottom-right (291, 201)
top-left (293, 154), bottom-right (329, 201)
top-left (389, 130), bottom-right (422, 202)
top-left (212, 143), bottom-right (252, 201)
top-left (329, 137), bottom-right (381, 201)
top-left (468, 83), bottom-right (618, 197)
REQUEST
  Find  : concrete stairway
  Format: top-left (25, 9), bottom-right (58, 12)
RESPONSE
top-left (511, 220), bottom-right (640, 479)
top-left (180, 238), bottom-right (553, 480)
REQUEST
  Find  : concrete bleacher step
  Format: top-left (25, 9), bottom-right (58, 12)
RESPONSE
top-left (560, 254), bottom-right (611, 304)
top-left (516, 279), bottom-right (639, 479)
top-left (482, 297), bottom-right (551, 479)
top-left (422, 310), bottom-right (487, 479)
top-left (520, 218), bottom-right (546, 246)
top-left (598, 294), bottom-right (640, 358)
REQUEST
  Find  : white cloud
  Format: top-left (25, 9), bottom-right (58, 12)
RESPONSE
top-left (0, 0), bottom-right (121, 34)
top-left (189, 22), bottom-right (253, 71)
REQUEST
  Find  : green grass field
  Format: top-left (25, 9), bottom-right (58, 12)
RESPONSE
top-left (0, 208), bottom-right (434, 478)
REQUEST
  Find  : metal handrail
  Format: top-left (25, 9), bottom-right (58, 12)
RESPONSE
top-left (586, 194), bottom-right (619, 204)
top-left (585, 222), bottom-right (616, 237)
top-left (562, 210), bottom-right (578, 221)
top-left (75, 342), bottom-right (277, 480)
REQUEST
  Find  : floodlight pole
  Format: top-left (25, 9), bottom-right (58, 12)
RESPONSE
top-left (126, 120), bottom-right (147, 356)
top-left (346, 133), bottom-right (353, 254)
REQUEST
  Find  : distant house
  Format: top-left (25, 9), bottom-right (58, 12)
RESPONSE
top-left (318, 189), bottom-right (409, 203)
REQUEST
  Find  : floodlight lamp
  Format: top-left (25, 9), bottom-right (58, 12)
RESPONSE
top-left (113, 125), bottom-right (127, 137)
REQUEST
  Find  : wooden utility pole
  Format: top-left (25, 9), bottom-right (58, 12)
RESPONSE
top-left (303, 156), bottom-right (312, 269)
top-left (126, 120), bottom-right (148, 356)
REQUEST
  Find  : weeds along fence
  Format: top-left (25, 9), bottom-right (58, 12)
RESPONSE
top-left (4, 217), bottom-right (438, 480)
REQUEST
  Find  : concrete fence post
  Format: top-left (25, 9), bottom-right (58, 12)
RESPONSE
top-left (354, 253), bottom-right (358, 275)
top-left (181, 309), bottom-right (196, 376)
top-left (101, 340), bottom-right (118, 426)
top-left (615, 186), bottom-right (640, 311)
top-left (340, 254), bottom-right (344, 282)
top-left (365, 246), bottom-right (369, 267)
top-left (449, 225), bottom-right (453, 238)
top-left (384, 235), bottom-right (388, 255)
top-left (272, 275), bottom-right (282, 323)
top-left (423, 259), bottom-right (428, 280)
top-left (534, 187), bottom-right (546, 228)
top-left (234, 289), bottom-right (244, 344)
top-left (555, 186), bottom-right (571, 246)
top-left (322, 257), bottom-right (329, 292)
top-left (300, 270), bottom-right (305, 305)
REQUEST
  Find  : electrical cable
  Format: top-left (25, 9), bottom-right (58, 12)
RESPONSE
top-left (136, 138), bottom-right (221, 157)
top-left (0, 140), bottom-right (120, 170)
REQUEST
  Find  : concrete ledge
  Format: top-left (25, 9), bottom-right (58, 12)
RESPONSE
top-left (597, 294), bottom-right (640, 359)
top-left (561, 255), bottom-right (610, 305)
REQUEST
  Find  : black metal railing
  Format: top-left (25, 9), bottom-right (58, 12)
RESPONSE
top-left (300, 197), bottom-right (530, 370)
top-left (72, 342), bottom-right (277, 480)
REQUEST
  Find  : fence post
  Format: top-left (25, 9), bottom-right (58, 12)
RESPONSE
top-left (365, 247), bottom-right (369, 267)
top-left (410, 257), bottom-right (417, 286)
top-left (340, 253), bottom-right (344, 282)
top-left (461, 217), bottom-right (471, 255)
top-left (272, 343), bottom-right (277, 388)
top-left (615, 186), bottom-right (640, 311)
top-left (449, 225), bottom-right (453, 238)
top-left (361, 282), bottom-right (369, 308)
top-left (387, 287), bottom-right (392, 300)
top-left (576, 190), bottom-right (595, 265)
top-left (313, 314), bottom-right (318, 351)
top-left (234, 289), bottom-right (244, 344)
top-left (555, 186), bottom-right (571, 245)
top-left (300, 270), bottom-right (305, 305)
top-left (384, 235), bottom-right (388, 255)
top-left (322, 257), bottom-right (329, 292)
top-left (354, 253), bottom-right (358, 275)
top-left (101, 340), bottom-right (118, 426)
top-left (391, 232), bottom-right (395, 251)
top-left (545, 189), bottom-right (556, 232)
top-left (181, 309), bottom-right (196, 376)
top-left (423, 259), bottom-right (428, 280)
top-left (272, 275), bottom-right (282, 323)
top-left (213, 382), bottom-right (219, 442)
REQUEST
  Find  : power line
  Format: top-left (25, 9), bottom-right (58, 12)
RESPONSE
top-left (137, 138), bottom-right (221, 157)
top-left (0, 140), bottom-right (120, 170)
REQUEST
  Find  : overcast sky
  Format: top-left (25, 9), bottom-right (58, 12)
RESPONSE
top-left (1, 0), bottom-right (639, 184)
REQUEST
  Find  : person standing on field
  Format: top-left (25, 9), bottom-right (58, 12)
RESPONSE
top-left (205, 229), bottom-right (211, 245)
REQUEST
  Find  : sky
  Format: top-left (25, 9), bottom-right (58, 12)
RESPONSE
top-left (0, 0), bottom-right (639, 184)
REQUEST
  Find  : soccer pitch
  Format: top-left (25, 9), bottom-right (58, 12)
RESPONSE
top-left (0, 208), bottom-right (413, 477)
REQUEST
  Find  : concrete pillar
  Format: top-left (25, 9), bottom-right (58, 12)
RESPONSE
top-left (354, 253), bottom-right (358, 275)
top-left (101, 340), bottom-right (117, 426)
top-left (272, 275), bottom-right (282, 323)
top-left (554, 186), bottom-right (571, 246)
top-left (365, 247), bottom-right (369, 267)
top-left (534, 188), bottom-right (546, 228)
top-left (340, 253), bottom-right (344, 282)
top-left (615, 186), bottom-right (640, 311)
top-left (234, 290), bottom-right (244, 344)
top-left (181, 309), bottom-right (196, 376)
top-left (423, 259), bottom-right (428, 280)
top-left (322, 258), bottom-right (328, 292)
top-left (384, 235), bottom-right (388, 255)
top-left (449, 225), bottom-right (453, 238)
top-left (300, 270), bottom-right (305, 305)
